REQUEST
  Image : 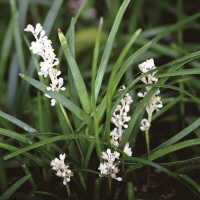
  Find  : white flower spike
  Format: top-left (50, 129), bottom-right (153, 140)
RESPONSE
top-left (24, 23), bottom-right (65, 106)
top-left (138, 59), bottom-right (163, 131)
top-left (50, 154), bottom-right (73, 185)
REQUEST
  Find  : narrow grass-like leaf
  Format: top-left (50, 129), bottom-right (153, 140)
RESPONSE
top-left (0, 111), bottom-right (37, 133)
top-left (10, 0), bottom-right (26, 74)
top-left (90, 18), bottom-right (104, 159)
top-left (94, 0), bottom-right (131, 100)
top-left (112, 28), bottom-right (142, 78)
top-left (30, 191), bottom-right (62, 200)
top-left (123, 157), bottom-right (178, 179)
top-left (0, 125), bottom-right (62, 161)
top-left (150, 138), bottom-right (200, 161)
top-left (0, 128), bottom-right (33, 144)
top-left (6, 53), bottom-right (18, 113)
top-left (155, 69), bottom-right (200, 78)
top-left (152, 95), bottom-right (183, 121)
top-left (0, 174), bottom-right (31, 200)
top-left (91, 17), bottom-right (103, 104)
top-left (19, 74), bottom-right (92, 125)
top-left (3, 134), bottom-right (95, 160)
top-left (0, 19), bottom-right (13, 83)
top-left (0, 152), bottom-right (8, 193)
top-left (151, 118), bottom-right (200, 154)
top-left (0, 143), bottom-right (49, 167)
top-left (177, 174), bottom-right (200, 196)
top-left (134, 84), bottom-right (200, 104)
top-left (123, 157), bottom-right (200, 197)
top-left (84, 142), bottom-right (95, 169)
top-left (58, 30), bottom-right (92, 113)
top-left (42, 0), bottom-right (63, 35)
top-left (15, 155), bottom-right (36, 189)
top-left (159, 157), bottom-right (200, 167)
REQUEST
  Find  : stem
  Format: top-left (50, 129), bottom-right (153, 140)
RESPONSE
top-left (59, 103), bottom-right (82, 155)
top-left (145, 104), bottom-right (153, 191)
top-left (145, 129), bottom-right (150, 157)
top-left (108, 176), bottom-right (112, 195)
top-left (66, 183), bottom-right (71, 196)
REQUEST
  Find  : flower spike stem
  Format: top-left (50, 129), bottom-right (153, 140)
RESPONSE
top-left (66, 183), bottom-right (71, 197)
top-left (59, 103), bottom-right (82, 155)
top-left (145, 129), bottom-right (150, 191)
top-left (108, 176), bottom-right (112, 195)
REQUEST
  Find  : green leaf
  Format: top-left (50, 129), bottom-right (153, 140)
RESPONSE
top-left (123, 157), bottom-right (178, 180)
top-left (177, 174), bottom-right (200, 196)
top-left (19, 74), bottom-right (92, 125)
top-left (0, 19), bottom-right (13, 83)
top-left (94, 0), bottom-right (131, 101)
top-left (10, 0), bottom-right (26, 74)
top-left (30, 191), bottom-right (62, 200)
top-left (134, 84), bottom-right (200, 104)
top-left (0, 111), bottom-right (37, 133)
top-left (3, 134), bottom-right (95, 160)
top-left (150, 138), bottom-right (200, 161)
top-left (151, 118), bottom-right (200, 154)
top-left (159, 157), bottom-right (200, 167)
top-left (0, 128), bottom-right (33, 144)
top-left (58, 30), bottom-right (92, 113)
top-left (0, 127), bottom-right (60, 161)
top-left (42, 0), bottom-right (64, 35)
top-left (0, 152), bottom-right (8, 193)
top-left (0, 143), bottom-right (49, 167)
top-left (155, 68), bottom-right (200, 78)
top-left (0, 174), bottom-right (31, 200)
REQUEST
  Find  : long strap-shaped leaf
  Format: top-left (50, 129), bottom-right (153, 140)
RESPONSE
top-left (19, 74), bottom-right (92, 125)
top-left (58, 30), bottom-right (92, 114)
top-left (0, 111), bottom-right (37, 133)
top-left (0, 174), bottom-right (31, 200)
top-left (94, 0), bottom-right (131, 101)
top-left (123, 157), bottom-right (200, 198)
top-left (3, 134), bottom-right (95, 161)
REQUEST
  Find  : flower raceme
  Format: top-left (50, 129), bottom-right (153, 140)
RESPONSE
top-left (50, 154), bottom-right (73, 185)
top-left (98, 149), bottom-right (122, 181)
top-left (110, 86), bottom-right (133, 148)
top-left (24, 23), bottom-right (65, 106)
top-left (137, 59), bottom-right (163, 131)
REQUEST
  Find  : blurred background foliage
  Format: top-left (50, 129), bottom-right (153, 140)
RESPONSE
top-left (1, 0), bottom-right (200, 199)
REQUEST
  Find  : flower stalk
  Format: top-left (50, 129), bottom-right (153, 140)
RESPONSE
top-left (138, 59), bottom-right (163, 191)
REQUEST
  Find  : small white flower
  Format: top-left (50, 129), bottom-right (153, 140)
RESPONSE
top-left (140, 119), bottom-right (151, 131)
top-left (115, 177), bottom-right (122, 181)
top-left (24, 24), bottom-right (34, 32)
top-left (51, 99), bottom-right (57, 106)
top-left (98, 163), bottom-right (109, 175)
top-left (123, 142), bottom-right (132, 157)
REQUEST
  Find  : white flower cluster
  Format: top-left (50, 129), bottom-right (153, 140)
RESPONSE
top-left (98, 149), bottom-right (122, 181)
top-left (138, 59), bottom-right (163, 131)
top-left (110, 86), bottom-right (133, 148)
top-left (24, 23), bottom-right (65, 106)
top-left (50, 154), bottom-right (73, 185)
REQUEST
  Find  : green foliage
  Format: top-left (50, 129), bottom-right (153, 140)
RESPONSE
top-left (1, 0), bottom-right (200, 199)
